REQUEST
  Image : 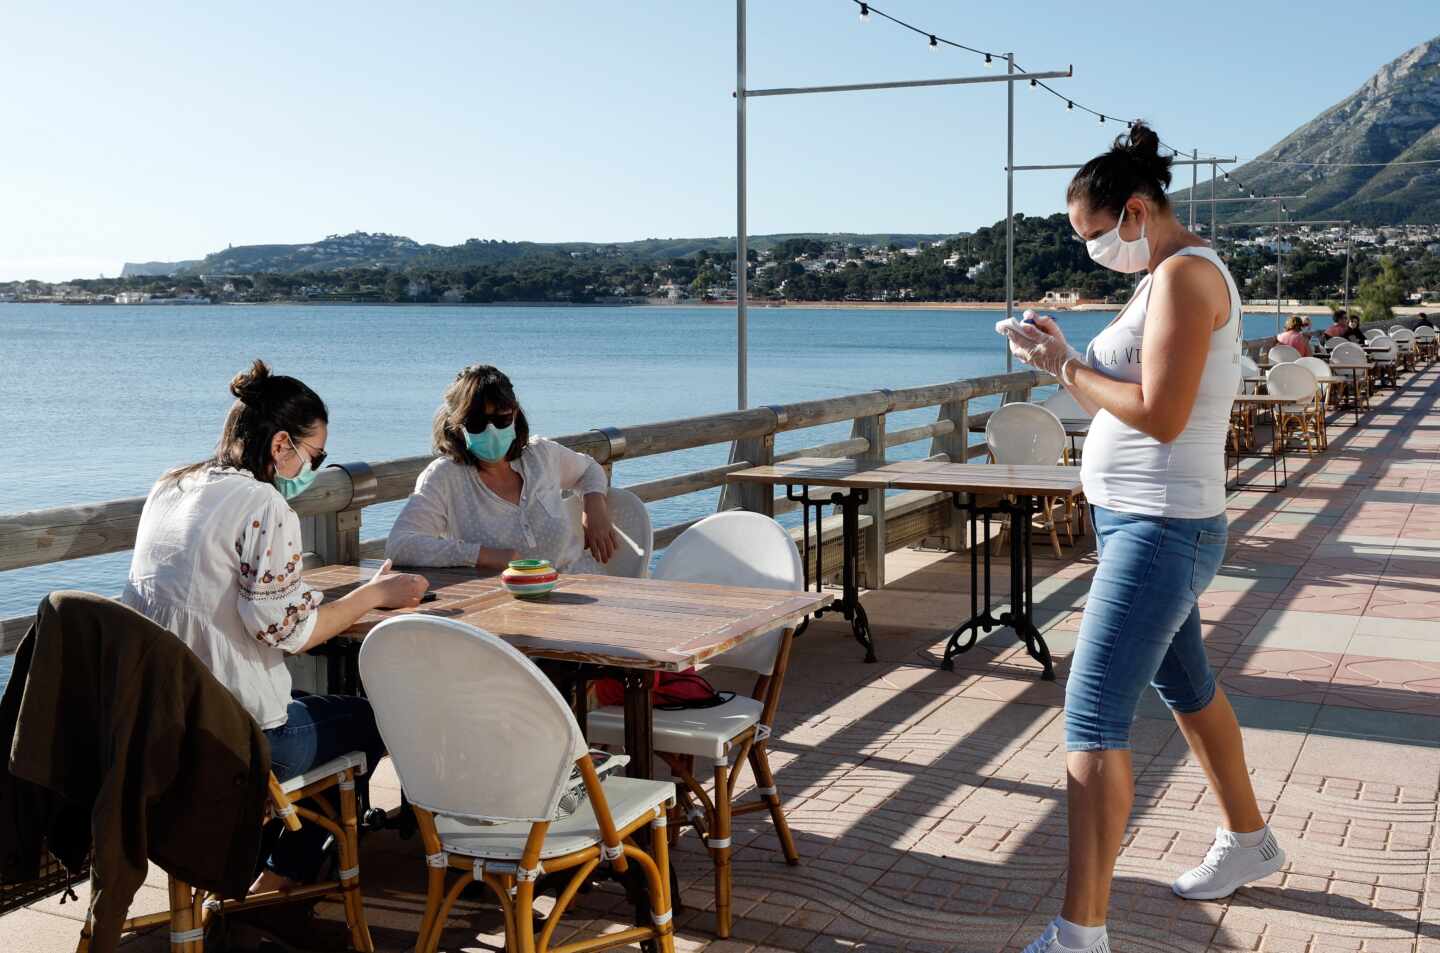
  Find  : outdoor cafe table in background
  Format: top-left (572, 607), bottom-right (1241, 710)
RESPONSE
top-left (304, 565), bottom-right (830, 783)
top-left (725, 457), bottom-right (895, 662)
top-left (882, 461), bottom-right (1085, 682)
top-left (1228, 394), bottom-right (1294, 492)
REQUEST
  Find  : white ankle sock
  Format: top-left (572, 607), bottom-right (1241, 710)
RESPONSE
top-left (1056, 916), bottom-right (1107, 950)
top-left (1229, 825), bottom-right (1268, 847)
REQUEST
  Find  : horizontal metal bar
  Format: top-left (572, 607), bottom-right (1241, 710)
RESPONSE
top-left (1011, 156), bottom-right (1235, 172)
top-left (1170, 195), bottom-right (1306, 204)
top-left (1222, 220), bottom-right (1351, 227)
top-left (746, 67), bottom-right (1071, 98)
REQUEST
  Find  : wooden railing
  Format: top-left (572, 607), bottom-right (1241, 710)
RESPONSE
top-left (0, 323), bottom-right (1328, 655)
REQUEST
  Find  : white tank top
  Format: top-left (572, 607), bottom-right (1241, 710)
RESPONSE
top-left (1080, 246), bottom-right (1242, 519)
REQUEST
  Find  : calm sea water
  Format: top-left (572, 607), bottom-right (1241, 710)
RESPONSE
top-left (0, 303), bottom-right (1280, 679)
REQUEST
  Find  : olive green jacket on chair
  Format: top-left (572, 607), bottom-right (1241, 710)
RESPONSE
top-left (0, 591), bottom-right (271, 953)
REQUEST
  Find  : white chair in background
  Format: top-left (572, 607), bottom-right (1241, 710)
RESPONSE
top-left (985, 402), bottom-right (1068, 557)
top-left (1268, 344), bottom-right (1302, 364)
top-left (564, 487), bottom-right (655, 577)
top-left (1414, 324), bottom-right (1438, 362)
top-left (1321, 337), bottom-right (1345, 353)
top-left (1295, 355), bottom-right (1334, 445)
top-left (1364, 327), bottom-right (1386, 341)
top-left (586, 511), bottom-right (803, 939)
top-left (1369, 333), bottom-right (1399, 387)
top-left (602, 487), bottom-right (654, 578)
top-left (1239, 354), bottom-right (1262, 394)
top-left (1266, 363), bottom-right (1322, 454)
top-left (1389, 327), bottom-right (1417, 371)
top-left (359, 615), bottom-right (677, 953)
top-left (1329, 340), bottom-right (1372, 412)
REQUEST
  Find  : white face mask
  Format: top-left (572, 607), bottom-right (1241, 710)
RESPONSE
top-left (1085, 205), bottom-right (1150, 274)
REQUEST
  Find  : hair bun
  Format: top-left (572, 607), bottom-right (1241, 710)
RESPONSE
top-left (1112, 121), bottom-right (1172, 190)
top-left (230, 359), bottom-right (273, 404)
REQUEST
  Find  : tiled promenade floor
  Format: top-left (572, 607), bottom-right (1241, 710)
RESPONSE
top-left (8, 363), bottom-right (1439, 952)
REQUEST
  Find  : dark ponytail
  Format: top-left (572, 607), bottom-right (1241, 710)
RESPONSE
top-left (167, 359), bottom-right (329, 485)
top-left (1067, 121), bottom-right (1173, 217)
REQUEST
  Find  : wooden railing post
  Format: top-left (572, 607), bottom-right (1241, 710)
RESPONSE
top-left (852, 391), bottom-right (890, 589)
top-left (718, 406), bottom-right (781, 516)
top-left (928, 395), bottom-right (969, 551)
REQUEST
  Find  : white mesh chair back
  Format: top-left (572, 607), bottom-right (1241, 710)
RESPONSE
top-left (1389, 325), bottom-right (1407, 335)
top-left (1038, 388), bottom-right (1090, 420)
top-left (1390, 328), bottom-right (1415, 349)
top-left (358, 615), bottom-right (587, 823)
top-left (1364, 328), bottom-right (1385, 341)
top-left (1331, 341), bottom-right (1367, 367)
top-left (654, 512), bottom-right (803, 675)
top-left (985, 403), bottom-right (1066, 466)
top-left (1322, 337), bottom-right (1345, 353)
top-left (602, 487), bottom-right (654, 578)
top-left (1415, 326), bottom-right (1438, 343)
top-left (1295, 356), bottom-right (1332, 399)
top-left (1268, 345), bottom-right (1301, 364)
top-left (1266, 362), bottom-right (1317, 410)
top-left (1370, 334), bottom-right (1398, 361)
top-left (1240, 354), bottom-right (1261, 378)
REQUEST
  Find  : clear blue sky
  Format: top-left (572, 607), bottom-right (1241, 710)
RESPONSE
top-left (2, 1), bottom-right (1435, 281)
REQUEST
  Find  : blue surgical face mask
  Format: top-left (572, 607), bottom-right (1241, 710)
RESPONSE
top-left (465, 422), bottom-right (516, 463)
top-left (273, 434), bottom-right (318, 500)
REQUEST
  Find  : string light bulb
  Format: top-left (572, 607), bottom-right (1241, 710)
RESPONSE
top-left (1098, 114), bottom-right (1106, 124)
top-left (1223, 172), bottom-right (1231, 181)
top-left (984, 53), bottom-right (993, 67)
top-left (1066, 100), bottom-right (1073, 111)
top-left (859, 2), bottom-right (870, 23)
top-left (1029, 78), bottom-right (1037, 89)
top-left (929, 34), bottom-right (939, 50)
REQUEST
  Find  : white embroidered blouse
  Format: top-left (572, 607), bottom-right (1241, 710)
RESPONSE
top-left (122, 467), bottom-right (323, 730)
top-left (385, 437), bottom-right (608, 572)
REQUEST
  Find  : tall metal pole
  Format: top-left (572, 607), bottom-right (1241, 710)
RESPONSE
top-left (735, 0), bottom-right (748, 409)
top-left (1209, 161), bottom-right (1217, 240)
top-left (1005, 53), bottom-right (1015, 372)
top-left (1343, 236), bottom-right (1352, 314)
top-left (1275, 201), bottom-right (1283, 335)
top-left (1190, 149), bottom-right (1198, 231)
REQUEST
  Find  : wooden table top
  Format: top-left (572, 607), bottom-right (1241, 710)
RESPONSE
top-left (306, 566), bottom-right (830, 672)
top-left (726, 457), bottom-right (897, 489)
top-left (878, 461), bottom-right (1086, 497)
top-left (1232, 394), bottom-right (1299, 405)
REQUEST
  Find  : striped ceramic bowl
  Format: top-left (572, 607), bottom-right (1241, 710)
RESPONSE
top-left (501, 559), bottom-right (559, 599)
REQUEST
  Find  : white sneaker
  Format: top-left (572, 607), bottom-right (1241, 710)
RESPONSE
top-left (1172, 826), bottom-right (1286, 900)
top-left (1020, 918), bottom-right (1112, 953)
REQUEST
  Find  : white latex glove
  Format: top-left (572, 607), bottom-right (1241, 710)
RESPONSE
top-left (1013, 311), bottom-right (1085, 380)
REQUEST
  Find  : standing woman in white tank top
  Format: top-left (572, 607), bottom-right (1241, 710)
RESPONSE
top-left (1007, 124), bottom-right (1285, 953)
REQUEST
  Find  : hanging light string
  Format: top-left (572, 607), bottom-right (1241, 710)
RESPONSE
top-left (1240, 156), bottom-right (1440, 168)
top-left (847, 0), bottom-right (1307, 203)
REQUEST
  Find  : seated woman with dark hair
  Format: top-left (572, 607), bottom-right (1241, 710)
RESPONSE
top-left (386, 364), bottom-right (618, 572)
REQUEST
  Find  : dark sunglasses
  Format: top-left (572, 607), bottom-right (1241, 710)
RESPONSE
top-left (290, 435), bottom-right (328, 469)
top-left (465, 408), bottom-right (517, 433)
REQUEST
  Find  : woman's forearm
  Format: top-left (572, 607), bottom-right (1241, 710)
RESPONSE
top-left (1064, 360), bottom-right (1189, 443)
top-left (302, 588), bottom-right (382, 652)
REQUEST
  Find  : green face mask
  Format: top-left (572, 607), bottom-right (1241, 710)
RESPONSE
top-left (273, 436), bottom-right (318, 500)
top-left (465, 422), bottom-right (516, 462)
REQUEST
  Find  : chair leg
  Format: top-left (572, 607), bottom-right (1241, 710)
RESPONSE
top-left (168, 877), bottom-right (198, 953)
top-left (748, 745), bottom-right (799, 866)
top-left (337, 770), bottom-right (376, 952)
top-left (415, 866), bottom-right (448, 953)
top-left (651, 809), bottom-right (677, 953)
top-left (710, 762), bottom-right (733, 939)
top-left (1041, 498), bottom-right (1062, 559)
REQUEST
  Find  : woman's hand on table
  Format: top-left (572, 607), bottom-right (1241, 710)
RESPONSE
top-left (582, 493), bottom-right (620, 564)
top-left (362, 561), bottom-right (429, 609)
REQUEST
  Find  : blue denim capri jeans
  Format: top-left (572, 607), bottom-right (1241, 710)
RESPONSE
top-left (1064, 504), bottom-right (1229, 752)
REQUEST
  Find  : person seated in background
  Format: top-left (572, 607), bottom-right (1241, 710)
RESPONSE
top-left (1323, 310), bottom-right (1350, 339)
top-left (1343, 313), bottom-right (1366, 343)
top-left (1416, 312), bottom-right (1434, 329)
top-left (386, 364), bottom-right (619, 572)
top-left (123, 360), bottom-right (427, 926)
top-left (1275, 314), bottom-right (1312, 357)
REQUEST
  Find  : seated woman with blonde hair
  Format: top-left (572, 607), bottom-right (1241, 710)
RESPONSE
top-left (386, 364), bottom-right (618, 572)
top-left (1275, 314), bottom-right (1312, 357)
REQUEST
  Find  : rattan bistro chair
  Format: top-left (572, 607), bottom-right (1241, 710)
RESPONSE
top-left (82, 757), bottom-right (374, 953)
top-left (1414, 325), bottom-right (1438, 362)
top-left (359, 615), bottom-right (676, 953)
top-left (1268, 344), bottom-right (1302, 364)
top-left (564, 487), bottom-right (655, 579)
top-left (985, 402), bottom-right (1069, 557)
top-left (587, 512), bottom-right (803, 940)
top-left (1266, 363), bottom-right (1322, 455)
